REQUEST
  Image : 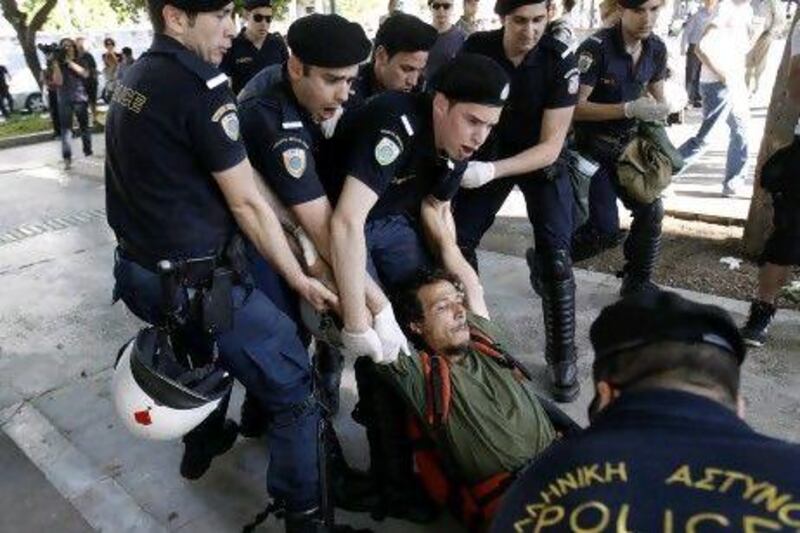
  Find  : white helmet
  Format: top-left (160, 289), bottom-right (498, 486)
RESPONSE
top-left (112, 327), bottom-right (232, 441)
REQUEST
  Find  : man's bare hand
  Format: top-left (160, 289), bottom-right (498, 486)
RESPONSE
top-left (298, 277), bottom-right (339, 312)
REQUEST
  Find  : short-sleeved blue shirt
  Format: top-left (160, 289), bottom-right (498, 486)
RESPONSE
top-left (331, 91), bottom-right (466, 221)
top-left (574, 24), bottom-right (667, 139)
top-left (219, 30), bottom-right (288, 96)
top-left (105, 34), bottom-right (246, 260)
top-left (238, 64), bottom-right (329, 208)
top-left (463, 30), bottom-right (579, 161)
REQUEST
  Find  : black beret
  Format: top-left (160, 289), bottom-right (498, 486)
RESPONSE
top-left (244, 0), bottom-right (271, 9)
top-left (590, 291), bottom-right (746, 365)
top-left (165, 0), bottom-right (232, 12)
top-left (374, 14), bottom-right (438, 55)
top-left (494, 0), bottom-right (545, 16)
top-left (430, 53), bottom-right (510, 107)
top-left (288, 14), bottom-right (371, 68)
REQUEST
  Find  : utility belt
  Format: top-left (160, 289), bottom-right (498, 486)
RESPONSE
top-left (118, 235), bottom-right (251, 335)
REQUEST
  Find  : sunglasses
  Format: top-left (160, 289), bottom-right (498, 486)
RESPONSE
top-left (430, 2), bottom-right (453, 9)
top-left (252, 14), bottom-right (272, 23)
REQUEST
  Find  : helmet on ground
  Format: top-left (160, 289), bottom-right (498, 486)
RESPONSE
top-left (112, 327), bottom-right (232, 440)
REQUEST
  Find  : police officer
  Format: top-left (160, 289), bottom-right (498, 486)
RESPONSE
top-left (452, 0), bottom-right (580, 402)
top-left (571, 0), bottom-right (670, 296)
top-left (105, 1), bottom-right (339, 530)
top-left (220, 0), bottom-right (288, 95)
top-left (492, 291), bottom-right (800, 532)
top-left (237, 15), bottom-right (412, 407)
top-left (347, 13), bottom-right (438, 109)
top-left (328, 54), bottom-right (509, 362)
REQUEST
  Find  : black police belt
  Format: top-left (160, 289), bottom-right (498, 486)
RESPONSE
top-left (118, 238), bottom-right (223, 287)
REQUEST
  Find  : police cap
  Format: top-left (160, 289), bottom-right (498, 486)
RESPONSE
top-left (244, 0), bottom-right (271, 9)
top-left (431, 54), bottom-right (510, 107)
top-left (494, 0), bottom-right (546, 16)
top-left (617, 0), bottom-right (650, 8)
top-left (288, 14), bottom-right (371, 68)
top-left (163, 0), bottom-right (232, 12)
top-left (374, 14), bottom-right (438, 56)
top-left (590, 291), bottom-right (746, 365)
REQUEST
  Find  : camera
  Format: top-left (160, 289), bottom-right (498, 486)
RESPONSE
top-left (38, 42), bottom-right (67, 64)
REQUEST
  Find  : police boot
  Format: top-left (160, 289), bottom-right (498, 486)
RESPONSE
top-left (619, 200), bottom-right (663, 297)
top-left (571, 225), bottom-right (626, 262)
top-left (528, 248), bottom-right (580, 403)
top-left (740, 300), bottom-right (777, 347)
top-left (239, 392), bottom-right (268, 438)
top-left (180, 419), bottom-right (239, 480)
top-left (326, 427), bottom-right (381, 513)
top-left (283, 507), bottom-right (373, 533)
top-left (353, 357), bottom-right (439, 524)
top-left (315, 343), bottom-right (344, 416)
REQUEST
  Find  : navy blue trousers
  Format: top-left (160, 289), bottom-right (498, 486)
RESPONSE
top-left (113, 251), bottom-right (319, 511)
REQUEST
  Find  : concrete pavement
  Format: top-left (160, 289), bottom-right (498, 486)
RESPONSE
top-left (0, 144), bottom-right (798, 531)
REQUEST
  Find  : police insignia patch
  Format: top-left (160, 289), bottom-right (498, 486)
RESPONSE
top-left (220, 113), bottom-right (240, 141)
top-left (568, 74), bottom-right (580, 95)
top-left (578, 52), bottom-right (594, 74)
top-left (282, 148), bottom-right (306, 179)
top-left (374, 137), bottom-right (401, 166)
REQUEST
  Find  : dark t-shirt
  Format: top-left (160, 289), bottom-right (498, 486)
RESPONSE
top-left (330, 91), bottom-right (466, 220)
top-left (105, 34), bottom-right (246, 259)
top-left (220, 30), bottom-right (288, 96)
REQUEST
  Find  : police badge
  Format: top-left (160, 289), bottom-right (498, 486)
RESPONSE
top-left (374, 137), bottom-right (401, 166)
top-left (578, 52), bottom-right (594, 74)
top-left (220, 112), bottom-right (240, 141)
top-left (282, 148), bottom-right (307, 179)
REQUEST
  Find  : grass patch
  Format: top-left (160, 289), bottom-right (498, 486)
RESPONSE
top-left (0, 113), bottom-right (53, 139)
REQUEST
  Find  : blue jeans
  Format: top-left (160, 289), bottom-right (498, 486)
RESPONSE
top-left (58, 99), bottom-right (92, 161)
top-left (678, 81), bottom-right (748, 184)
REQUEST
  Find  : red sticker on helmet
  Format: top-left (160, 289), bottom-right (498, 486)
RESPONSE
top-left (134, 409), bottom-right (152, 426)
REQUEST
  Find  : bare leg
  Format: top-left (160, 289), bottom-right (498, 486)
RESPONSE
top-left (757, 263), bottom-right (792, 304)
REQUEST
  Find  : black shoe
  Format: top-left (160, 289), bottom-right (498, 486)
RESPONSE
top-left (239, 393), bottom-right (267, 439)
top-left (180, 420), bottom-right (239, 480)
top-left (549, 360), bottom-right (579, 403)
top-left (741, 300), bottom-right (776, 348)
top-left (331, 463), bottom-right (381, 513)
top-left (571, 228), bottom-right (626, 262)
top-left (370, 488), bottom-right (439, 524)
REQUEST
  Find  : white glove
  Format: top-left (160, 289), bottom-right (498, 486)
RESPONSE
top-left (340, 327), bottom-right (384, 363)
top-left (320, 107), bottom-right (343, 139)
top-left (623, 97), bottom-right (670, 122)
top-left (460, 161), bottom-right (495, 189)
top-left (373, 303), bottom-right (411, 363)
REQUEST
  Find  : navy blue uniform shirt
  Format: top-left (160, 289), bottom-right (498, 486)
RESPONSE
top-left (220, 30), bottom-right (288, 96)
top-left (105, 34), bottom-right (246, 260)
top-left (574, 24), bottom-right (667, 140)
top-left (492, 389), bottom-right (800, 532)
top-left (346, 62), bottom-right (425, 111)
top-left (238, 64), bottom-right (329, 208)
top-left (331, 91), bottom-right (466, 221)
top-left (464, 30), bottom-right (578, 162)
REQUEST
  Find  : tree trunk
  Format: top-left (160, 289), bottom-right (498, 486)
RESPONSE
top-left (1, 0), bottom-right (59, 90)
top-left (742, 14), bottom-right (800, 256)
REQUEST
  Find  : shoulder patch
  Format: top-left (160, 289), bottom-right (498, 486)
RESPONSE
top-left (282, 148), bottom-right (307, 178)
top-left (221, 113), bottom-right (240, 141)
top-left (212, 103), bottom-right (237, 122)
top-left (374, 137), bottom-right (402, 167)
top-left (578, 52), bottom-right (594, 74)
